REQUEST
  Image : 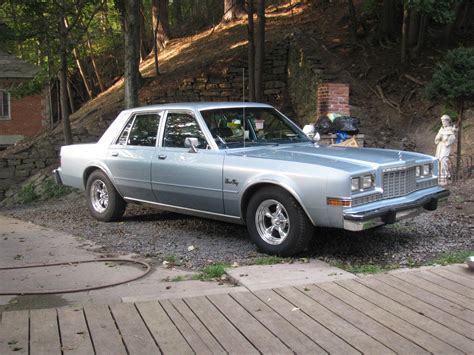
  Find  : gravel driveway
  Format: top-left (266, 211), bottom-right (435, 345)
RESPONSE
top-left (2, 181), bottom-right (473, 270)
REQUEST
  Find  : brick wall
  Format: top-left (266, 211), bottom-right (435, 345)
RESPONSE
top-left (0, 94), bottom-right (45, 136)
top-left (316, 83), bottom-right (350, 119)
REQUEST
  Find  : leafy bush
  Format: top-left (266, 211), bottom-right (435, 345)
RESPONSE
top-left (18, 183), bottom-right (38, 204)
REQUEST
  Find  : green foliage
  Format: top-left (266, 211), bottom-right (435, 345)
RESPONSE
top-left (253, 256), bottom-right (287, 265)
top-left (426, 47), bottom-right (474, 106)
top-left (18, 183), bottom-right (39, 204)
top-left (428, 250), bottom-right (473, 265)
top-left (408, 0), bottom-right (456, 24)
top-left (334, 261), bottom-right (399, 274)
top-left (42, 178), bottom-right (71, 199)
top-left (194, 263), bottom-right (228, 280)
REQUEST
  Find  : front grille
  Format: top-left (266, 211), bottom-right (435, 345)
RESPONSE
top-left (382, 167), bottom-right (417, 199)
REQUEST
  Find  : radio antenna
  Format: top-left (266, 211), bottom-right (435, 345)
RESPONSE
top-left (242, 67), bottom-right (246, 149)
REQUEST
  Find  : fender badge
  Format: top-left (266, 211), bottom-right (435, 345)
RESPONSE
top-left (225, 178), bottom-right (239, 186)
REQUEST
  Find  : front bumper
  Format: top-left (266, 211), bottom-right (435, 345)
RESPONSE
top-left (343, 187), bottom-right (450, 231)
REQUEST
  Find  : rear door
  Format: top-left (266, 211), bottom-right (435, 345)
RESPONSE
top-left (106, 111), bottom-right (163, 201)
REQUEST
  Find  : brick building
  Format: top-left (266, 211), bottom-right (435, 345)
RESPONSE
top-left (0, 50), bottom-right (49, 149)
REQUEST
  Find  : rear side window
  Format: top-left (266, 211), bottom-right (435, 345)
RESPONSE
top-left (116, 113), bottom-right (162, 146)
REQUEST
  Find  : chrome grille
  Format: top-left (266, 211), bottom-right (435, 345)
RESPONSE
top-left (382, 167), bottom-right (417, 199)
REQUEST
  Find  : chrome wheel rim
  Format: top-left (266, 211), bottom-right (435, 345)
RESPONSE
top-left (90, 179), bottom-right (109, 213)
top-left (255, 199), bottom-right (290, 245)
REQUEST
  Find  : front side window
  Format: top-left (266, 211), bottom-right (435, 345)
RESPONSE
top-left (0, 90), bottom-right (10, 119)
top-left (116, 112), bottom-right (162, 146)
top-left (162, 112), bottom-right (207, 148)
top-left (200, 107), bottom-right (309, 149)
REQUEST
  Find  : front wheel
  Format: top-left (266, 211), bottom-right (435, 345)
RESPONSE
top-left (86, 170), bottom-right (126, 222)
top-left (246, 186), bottom-right (314, 256)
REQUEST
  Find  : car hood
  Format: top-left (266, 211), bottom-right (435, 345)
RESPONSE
top-left (227, 144), bottom-right (432, 173)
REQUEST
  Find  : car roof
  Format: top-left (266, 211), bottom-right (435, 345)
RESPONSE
top-left (122, 102), bottom-right (273, 114)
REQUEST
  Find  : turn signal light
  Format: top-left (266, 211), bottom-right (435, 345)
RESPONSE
top-left (327, 198), bottom-right (352, 207)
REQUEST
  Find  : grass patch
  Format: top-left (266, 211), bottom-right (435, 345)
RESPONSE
top-left (428, 250), bottom-right (473, 266)
top-left (334, 261), bottom-right (398, 274)
top-left (193, 263), bottom-right (228, 281)
top-left (18, 183), bottom-right (38, 204)
top-left (253, 256), bottom-right (287, 265)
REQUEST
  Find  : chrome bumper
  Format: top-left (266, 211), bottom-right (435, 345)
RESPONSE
top-left (52, 168), bottom-right (63, 185)
top-left (343, 187), bottom-right (450, 231)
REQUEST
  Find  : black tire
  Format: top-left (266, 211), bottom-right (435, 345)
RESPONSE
top-left (246, 186), bottom-right (314, 256)
top-left (86, 170), bottom-right (126, 222)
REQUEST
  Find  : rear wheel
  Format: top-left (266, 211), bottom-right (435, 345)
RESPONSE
top-left (246, 186), bottom-right (314, 256)
top-left (86, 170), bottom-right (126, 222)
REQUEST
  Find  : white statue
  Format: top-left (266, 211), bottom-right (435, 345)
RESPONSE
top-left (435, 114), bottom-right (456, 185)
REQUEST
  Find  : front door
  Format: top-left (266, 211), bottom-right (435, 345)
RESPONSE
top-left (107, 112), bottom-right (162, 200)
top-left (151, 111), bottom-right (224, 213)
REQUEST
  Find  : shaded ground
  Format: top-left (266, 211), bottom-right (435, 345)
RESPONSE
top-left (2, 180), bottom-right (472, 270)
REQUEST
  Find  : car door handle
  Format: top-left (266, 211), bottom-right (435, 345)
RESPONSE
top-left (158, 154), bottom-right (167, 160)
top-left (111, 152), bottom-right (119, 157)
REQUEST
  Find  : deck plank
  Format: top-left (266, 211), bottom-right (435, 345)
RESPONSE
top-left (357, 277), bottom-right (473, 339)
top-left (427, 268), bottom-right (474, 291)
top-left (183, 296), bottom-right (258, 354)
top-left (374, 273), bottom-right (474, 324)
top-left (160, 299), bottom-right (214, 354)
top-left (341, 279), bottom-right (472, 353)
top-left (445, 264), bottom-right (474, 278)
top-left (57, 308), bottom-right (94, 355)
top-left (83, 304), bottom-right (127, 355)
top-left (275, 286), bottom-right (394, 354)
top-left (320, 281), bottom-right (461, 354)
top-left (169, 298), bottom-right (225, 354)
top-left (109, 303), bottom-right (160, 355)
top-left (0, 310), bottom-right (29, 354)
top-left (136, 301), bottom-right (193, 355)
top-left (231, 291), bottom-right (328, 354)
top-left (208, 293), bottom-right (292, 354)
top-left (254, 288), bottom-right (360, 354)
top-left (297, 284), bottom-right (428, 354)
top-left (30, 308), bottom-right (62, 355)
top-left (393, 272), bottom-right (473, 310)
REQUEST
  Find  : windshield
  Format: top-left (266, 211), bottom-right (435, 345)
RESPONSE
top-left (200, 107), bottom-right (310, 149)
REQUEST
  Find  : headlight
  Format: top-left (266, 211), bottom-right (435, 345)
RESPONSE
top-left (362, 175), bottom-right (374, 189)
top-left (351, 177), bottom-right (360, 191)
top-left (422, 164), bottom-right (431, 176)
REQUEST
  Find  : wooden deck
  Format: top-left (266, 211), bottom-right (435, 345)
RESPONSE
top-left (1, 264), bottom-right (473, 354)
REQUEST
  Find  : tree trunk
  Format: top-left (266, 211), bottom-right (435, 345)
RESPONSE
top-left (456, 103), bottom-right (464, 176)
top-left (408, 10), bottom-right (420, 46)
top-left (222, 0), bottom-right (246, 22)
top-left (347, 0), bottom-right (358, 38)
top-left (86, 32), bottom-right (105, 92)
top-left (139, 1), bottom-right (148, 61)
top-left (66, 75), bottom-right (75, 113)
top-left (255, 0), bottom-right (265, 102)
top-left (401, 3), bottom-right (409, 63)
top-left (381, 0), bottom-right (397, 40)
top-left (247, 0), bottom-right (255, 102)
top-left (58, 11), bottom-right (73, 145)
top-left (124, 0), bottom-right (141, 109)
top-left (64, 17), bottom-right (93, 100)
top-left (152, 0), bottom-right (170, 51)
top-left (413, 13), bottom-right (428, 54)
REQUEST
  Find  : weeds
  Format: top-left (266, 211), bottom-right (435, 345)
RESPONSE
top-left (193, 263), bottom-right (228, 281)
top-left (43, 178), bottom-right (70, 198)
top-left (253, 256), bottom-right (287, 265)
top-left (18, 183), bottom-right (38, 204)
top-left (428, 250), bottom-right (473, 266)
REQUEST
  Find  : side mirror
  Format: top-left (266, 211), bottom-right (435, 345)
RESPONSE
top-left (184, 137), bottom-right (199, 153)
